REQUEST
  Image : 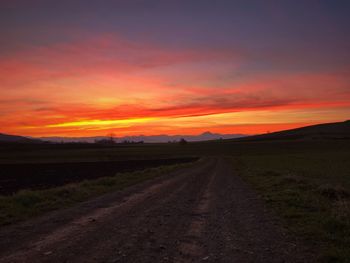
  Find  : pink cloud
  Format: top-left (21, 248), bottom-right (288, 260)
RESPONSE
top-left (0, 34), bottom-right (241, 83)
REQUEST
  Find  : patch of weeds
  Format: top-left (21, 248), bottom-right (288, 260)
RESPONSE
top-left (332, 199), bottom-right (350, 220)
top-left (13, 191), bottom-right (43, 207)
top-left (282, 174), bottom-right (307, 184)
top-left (317, 185), bottom-right (350, 200)
top-left (259, 170), bottom-right (281, 177)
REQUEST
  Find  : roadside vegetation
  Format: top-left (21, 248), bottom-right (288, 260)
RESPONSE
top-left (233, 149), bottom-right (350, 262)
top-left (0, 162), bottom-right (194, 226)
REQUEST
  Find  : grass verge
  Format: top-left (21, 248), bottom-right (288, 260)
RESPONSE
top-left (0, 161), bottom-right (194, 226)
top-left (232, 151), bottom-right (350, 263)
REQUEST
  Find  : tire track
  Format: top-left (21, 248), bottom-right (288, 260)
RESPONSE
top-left (176, 169), bottom-right (216, 262)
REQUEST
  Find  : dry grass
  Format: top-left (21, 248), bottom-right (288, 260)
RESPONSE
top-left (233, 150), bottom-right (350, 262)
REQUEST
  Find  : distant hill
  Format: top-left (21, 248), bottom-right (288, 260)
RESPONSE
top-left (4, 121), bottom-right (349, 144)
top-left (239, 120), bottom-right (350, 141)
top-left (0, 133), bottom-right (42, 143)
top-left (40, 131), bottom-right (246, 143)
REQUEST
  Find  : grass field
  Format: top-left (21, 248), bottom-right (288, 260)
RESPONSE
top-left (232, 148), bottom-right (350, 262)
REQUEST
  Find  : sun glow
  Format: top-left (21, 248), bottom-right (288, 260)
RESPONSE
top-left (46, 117), bottom-right (157, 128)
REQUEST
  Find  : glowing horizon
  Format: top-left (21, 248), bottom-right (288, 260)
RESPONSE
top-left (1, 1), bottom-right (349, 137)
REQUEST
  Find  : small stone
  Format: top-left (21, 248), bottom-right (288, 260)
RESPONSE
top-left (159, 245), bottom-right (166, 250)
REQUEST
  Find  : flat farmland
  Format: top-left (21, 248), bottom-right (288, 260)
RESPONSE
top-left (0, 139), bottom-right (350, 262)
top-left (0, 157), bottom-right (197, 195)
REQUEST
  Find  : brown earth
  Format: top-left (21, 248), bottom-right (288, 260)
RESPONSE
top-left (0, 157), bottom-right (313, 262)
top-left (0, 157), bottom-right (197, 195)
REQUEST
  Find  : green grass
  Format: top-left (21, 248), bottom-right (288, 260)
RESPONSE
top-left (0, 162), bottom-right (193, 226)
top-left (232, 150), bottom-right (350, 262)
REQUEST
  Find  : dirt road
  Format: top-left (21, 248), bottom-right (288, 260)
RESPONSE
top-left (0, 157), bottom-right (310, 262)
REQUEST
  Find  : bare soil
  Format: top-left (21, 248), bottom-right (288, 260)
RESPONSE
top-left (0, 157), bottom-right (196, 195)
top-left (0, 157), bottom-right (312, 262)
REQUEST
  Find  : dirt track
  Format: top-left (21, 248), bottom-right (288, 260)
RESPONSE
top-left (0, 157), bottom-right (311, 262)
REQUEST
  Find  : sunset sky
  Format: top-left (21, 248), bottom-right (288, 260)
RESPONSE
top-left (1, 0), bottom-right (349, 137)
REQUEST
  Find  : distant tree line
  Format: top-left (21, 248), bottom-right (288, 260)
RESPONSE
top-left (94, 136), bottom-right (188, 145)
top-left (94, 138), bottom-right (144, 145)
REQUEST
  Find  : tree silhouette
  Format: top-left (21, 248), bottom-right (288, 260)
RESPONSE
top-left (179, 138), bottom-right (188, 145)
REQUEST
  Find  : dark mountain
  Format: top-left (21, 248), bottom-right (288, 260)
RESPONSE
top-left (239, 120), bottom-right (350, 141)
top-left (0, 133), bottom-right (42, 143)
